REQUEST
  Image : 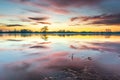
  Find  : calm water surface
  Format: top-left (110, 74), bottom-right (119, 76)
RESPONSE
top-left (0, 34), bottom-right (120, 80)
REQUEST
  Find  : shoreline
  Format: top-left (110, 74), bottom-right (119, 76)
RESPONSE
top-left (0, 32), bottom-right (120, 35)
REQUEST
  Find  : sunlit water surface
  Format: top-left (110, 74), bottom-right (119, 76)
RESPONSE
top-left (0, 34), bottom-right (120, 80)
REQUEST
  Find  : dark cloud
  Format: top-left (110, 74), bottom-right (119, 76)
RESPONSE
top-left (29, 45), bottom-right (49, 49)
top-left (23, 8), bottom-right (41, 13)
top-left (47, 0), bottom-right (120, 15)
top-left (10, 0), bottom-right (104, 15)
top-left (10, 0), bottom-right (120, 16)
top-left (71, 17), bottom-right (80, 22)
top-left (89, 14), bottom-right (120, 25)
top-left (28, 17), bottom-right (49, 21)
top-left (9, 0), bottom-right (120, 16)
top-left (38, 22), bottom-right (51, 25)
top-left (90, 17), bottom-right (120, 25)
top-left (20, 0), bottom-right (31, 2)
top-left (20, 18), bottom-right (31, 22)
top-left (6, 39), bottom-right (23, 41)
top-left (11, 0), bottom-right (103, 7)
top-left (48, 7), bottom-right (70, 14)
top-left (48, 0), bottom-right (103, 7)
top-left (49, 0), bottom-right (120, 15)
top-left (71, 13), bottom-right (120, 25)
top-left (6, 24), bottom-right (23, 27)
top-left (11, 0), bottom-right (31, 3)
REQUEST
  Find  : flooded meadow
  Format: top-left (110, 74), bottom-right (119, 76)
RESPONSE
top-left (0, 34), bottom-right (120, 80)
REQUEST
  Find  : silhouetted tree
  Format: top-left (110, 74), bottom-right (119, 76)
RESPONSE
top-left (0, 30), bottom-right (2, 33)
top-left (20, 29), bottom-right (32, 33)
top-left (106, 29), bottom-right (111, 32)
top-left (41, 26), bottom-right (48, 33)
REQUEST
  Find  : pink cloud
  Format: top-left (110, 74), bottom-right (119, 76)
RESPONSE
top-left (10, 0), bottom-right (71, 14)
top-left (47, 0), bottom-right (103, 8)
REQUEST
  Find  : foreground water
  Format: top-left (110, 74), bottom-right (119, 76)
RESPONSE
top-left (0, 34), bottom-right (120, 80)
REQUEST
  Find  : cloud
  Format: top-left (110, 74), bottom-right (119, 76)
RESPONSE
top-left (23, 8), bottom-right (41, 13)
top-left (28, 17), bottom-right (49, 21)
top-left (38, 22), bottom-right (51, 25)
top-left (11, 0), bottom-right (31, 3)
top-left (10, 0), bottom-right (104, 15)
top-left (6, 39), bottom-right (23, 41)
top-left (47, 0), bottom-right (120, 15)
top-left (6, 24), bottom-right (23, 27)
top-left (29, 45), bottom-right (49, 49)
top-left (20, 18), bottom-right (31, 22)
top-left (10, 0), bottom-right (71, 14)
top-left (48, 7), bottom-right (70, 14)
top-left (70, 13), bottom-right (120, 25)
top-left (47, 0), bottom-right (103, 8)
top-left (90, 17), bottom-right (120, 25)
top-left (27, 17), bottom-right (50, 25)
top-left (9, 0), bottom-right (120, 16)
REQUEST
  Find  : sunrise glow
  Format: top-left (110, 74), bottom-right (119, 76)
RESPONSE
top-left (0, 0), bottom-right (120, 32)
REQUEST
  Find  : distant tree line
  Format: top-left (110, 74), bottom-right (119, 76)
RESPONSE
top-left (0, 26), bottom-right (120, 35)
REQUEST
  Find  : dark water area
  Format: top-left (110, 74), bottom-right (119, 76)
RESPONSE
top-left (0, 34), bottom-right (120, 80)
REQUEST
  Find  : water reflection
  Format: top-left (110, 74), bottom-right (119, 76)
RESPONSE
top-left (0, 34), bottom-right (120, 80)
top-left (0, 33), bottom-right (119, 40)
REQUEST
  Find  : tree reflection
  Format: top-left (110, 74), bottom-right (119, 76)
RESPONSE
top-left (41, 34), bottom-right (48, 41)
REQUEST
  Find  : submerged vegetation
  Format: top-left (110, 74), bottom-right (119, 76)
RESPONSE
top-left (20, 66), bottom-right (120, 80)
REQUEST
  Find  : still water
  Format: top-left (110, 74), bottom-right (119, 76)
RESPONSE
top-left (0, 34), bottom-right (120, 80)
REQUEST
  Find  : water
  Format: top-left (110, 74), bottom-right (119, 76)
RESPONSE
top-left (0, 34), bottom-right (120, 80)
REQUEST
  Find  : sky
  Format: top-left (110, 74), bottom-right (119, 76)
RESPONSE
top-left (0, 0), bottom-right (120, 32)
